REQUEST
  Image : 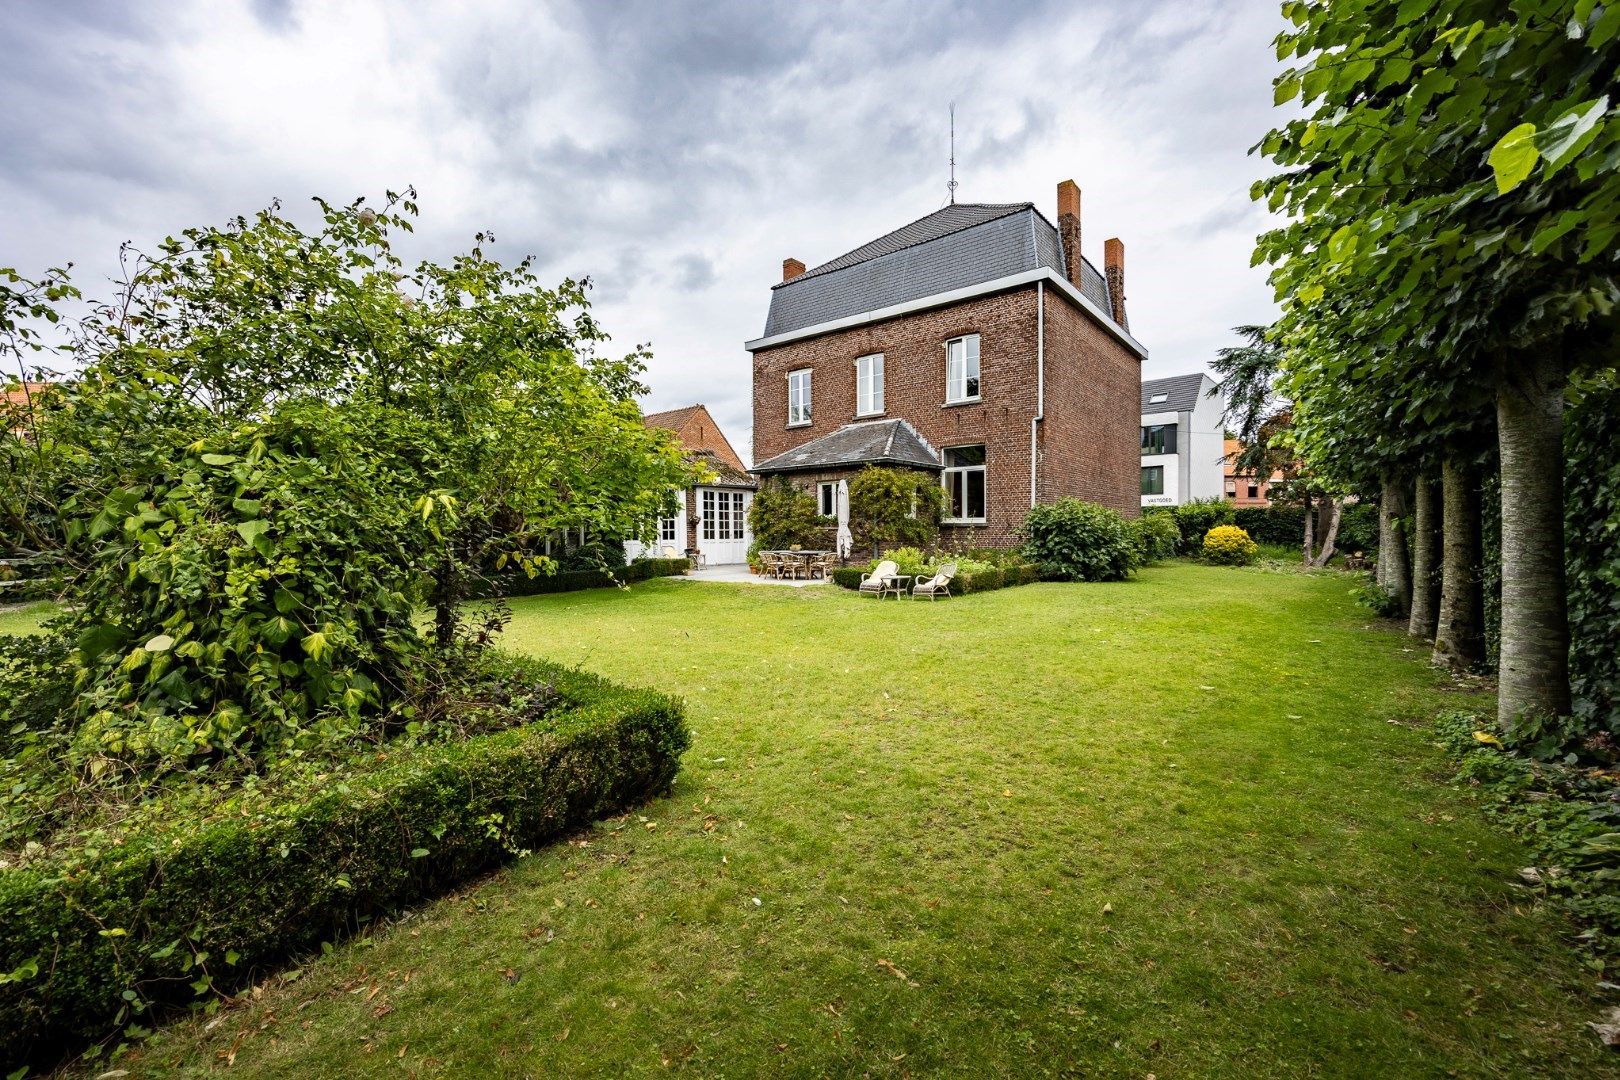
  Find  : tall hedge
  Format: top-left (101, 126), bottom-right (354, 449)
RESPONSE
top-left (0, 658), bottom-right (688, 1072)
top-left (1566, 374), bottom-right (1620, 735)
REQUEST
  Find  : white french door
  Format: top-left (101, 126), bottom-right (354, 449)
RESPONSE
top-left (697, 488), bottom-right (751, 564)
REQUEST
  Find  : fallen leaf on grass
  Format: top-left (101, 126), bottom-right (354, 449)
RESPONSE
top-left (373, 1003), bottom-right (394, 1019)
top-left (555, 1027), bottom-right (570, 1042)
top-left (1102, 902), bottom-right (1113, 915)
top-left (1589, 1006), bottom-right (1620, 1046)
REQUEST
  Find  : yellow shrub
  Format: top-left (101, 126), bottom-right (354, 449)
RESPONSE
top-left (1202, 524), bottom-right (1258, 566)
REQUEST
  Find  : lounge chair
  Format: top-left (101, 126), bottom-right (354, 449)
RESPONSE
top-left (912, 562), bottom-right (956, 600)
top-left (859, 559), bottom-right (899, 598)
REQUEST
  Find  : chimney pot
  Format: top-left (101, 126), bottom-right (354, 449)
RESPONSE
top-left (1103, 237), bottom-right (1128, 330)
top-left (1056, 180), bottom-right (1082, 287)
top-left (782, 257), bottom-right (806, 282)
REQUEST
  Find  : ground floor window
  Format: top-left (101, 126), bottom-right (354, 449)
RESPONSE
top-left (659, 514), bottom-right (678, 543)
top-left (943, 445), bottom-right (986, 522)
top-left (702, 489), bottom-right (746, 541)
top-left (1141, 466), bottom-right (1164, 496)
top-left (818, 481), bottom-right (837, 517)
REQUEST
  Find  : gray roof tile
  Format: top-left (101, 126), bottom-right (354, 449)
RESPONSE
top-left (752, 419), bottom-right (940, 474)
top-left (1141, 373), bottom-right (1212, 413)
top-left (764, 203), bottom-right (1115, 338)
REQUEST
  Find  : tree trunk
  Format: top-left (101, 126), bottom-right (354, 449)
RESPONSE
top-left (1433, 455), bottom-right (1486, 670)
top-left (1409, 473), bottom-right (1441, 640)
top-left (1378, 476), bottom-right (1412, 617)
top-left (433, 553), bottom-right (459, 648)
top-left (1302, 490), bottom-right (1315, 566)
top-left (1496, 346), bottom-right (1571, 724)
top-left (1310, 498), bottom-right (1343, 567)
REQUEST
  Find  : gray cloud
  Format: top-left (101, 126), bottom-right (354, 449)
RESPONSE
top-left (0, 0), bottom-right (1286, 462)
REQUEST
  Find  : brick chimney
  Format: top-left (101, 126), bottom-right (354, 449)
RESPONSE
top-left (1104, 237), bottom-right (1127, 329)
top-left (782, 257), bottom-right (806, 282)
top-left (1056, 180), bottom-right (1082, 287)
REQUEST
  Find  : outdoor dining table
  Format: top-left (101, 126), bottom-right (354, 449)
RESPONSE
top-left (761, 550), bottom-right (833, 578)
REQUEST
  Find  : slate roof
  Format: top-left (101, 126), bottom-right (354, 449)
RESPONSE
top-left (1141, 373), bottom-right (1212, 414)
top-left (752, 419), bottom-right (941, 474)
top-left (763, 203), bottom-right (1114, 339)
top-left (692, 448), bottom-right (757, 489)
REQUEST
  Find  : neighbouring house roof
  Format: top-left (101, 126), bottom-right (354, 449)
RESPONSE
top-left (763, 203), bottom-right (1114, 338)
top-left (643, 402), bottom-right (750, 474)
top-left (1141, 373), bottom-right (1212, 414)
top-left (752, 418), bottom-right (940, 474)
top-left (691, 448), bottom-right (757, 490)
top-left (3, 381), bottom-right (54, 435)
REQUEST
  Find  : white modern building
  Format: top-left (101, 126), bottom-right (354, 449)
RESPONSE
top-left (1140, 373), bottom-right (1225, 507)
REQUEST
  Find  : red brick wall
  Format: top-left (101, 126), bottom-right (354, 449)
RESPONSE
top-left (1040, 288), bottom-right (1141, 517)
top-left (752, 283), bottom-right (1141, 547)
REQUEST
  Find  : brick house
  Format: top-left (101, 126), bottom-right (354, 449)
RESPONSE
top-left (1223, 437), bottom-right (1286, 507)
top-left (628, 403), bottom-right (757, 564)
top-left (745, 181), bottom-right (1146, 549)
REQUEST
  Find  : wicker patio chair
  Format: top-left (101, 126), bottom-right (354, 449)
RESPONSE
top-left (859, 560), bottom-right (899, 597)
top-left (912, 562), bottom-right (957, 600)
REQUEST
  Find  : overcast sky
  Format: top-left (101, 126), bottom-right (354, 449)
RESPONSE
top-left (2, 0), bottom-right (1285, 463)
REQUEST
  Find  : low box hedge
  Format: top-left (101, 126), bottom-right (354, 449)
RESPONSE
top-left (485, 556), bottom-right (689, 598)
top-left (0, 658), bottom-right (688, 1071)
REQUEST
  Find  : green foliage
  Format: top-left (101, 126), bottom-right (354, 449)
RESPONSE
top-left (1169, 499), bottom-right (1235, 554)
top-left (1129, 513), bottom-right (1180, 563)
top-left (1352, 580), bottom-right (1405, 619)
top-left (877, 546), bottom-right (934, 577)
top-left (747, 479), bottom-right (825, 551)
top-left (831, 550), bottom-right (1038, 594)
top-left (1335, 501), bottom-right (1380, 557)
top-left (1201, 525), bottom-right (1259, 567)
top-left (1432, 709), bottom-right (1620, 963)
top-left (490, 557), bottom-right (689, 598)
top-left (1019, 500), bottom-right (1139, 583)
top-left (847, 468), bottom-right (943, 554)
top-left (830, 567), bottom-right (865, 590)
top-left (1232, 505), bottom-right (1305, 547)
top-left (1567, 372), bottom-right (1620, 735)
top-left (0, 656), bottom-right (688, 1070)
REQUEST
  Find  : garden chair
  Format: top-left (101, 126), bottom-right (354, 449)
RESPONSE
top-left (660, 545), bottom-right (680, 559)
top-left (859, 560), bottom-right (899, 598)
top-left (807, 553), bottom-right (833, 580)
top-left (912, 562), bottom-right (957, 600)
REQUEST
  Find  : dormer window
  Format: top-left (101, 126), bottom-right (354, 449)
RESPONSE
top-left (945, 334), bottom-right (981, 403)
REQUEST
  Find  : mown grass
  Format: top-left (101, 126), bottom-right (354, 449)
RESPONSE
top-left (94, 565), bottom-right (1612, 1075)
top-left (0, 602), bottom-right (53, 636)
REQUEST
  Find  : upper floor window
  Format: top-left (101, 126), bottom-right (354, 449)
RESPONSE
top-left (855, 354), bottom-right (884, 416)
top-left (943, 444), bottom-right (986, 522)
top-left (1148, 392), bottom-right (1168, 405)
top-left (1141, 424), bottom-right (1178, 456)
top-left (787, 368), bottom-right (812, 426)
top-left (945, 335), bottom-right (980, 403)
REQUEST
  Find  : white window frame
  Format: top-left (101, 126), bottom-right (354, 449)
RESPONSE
top-left (659, 514), bottom-right (678, 543)
top-left (944, 334), bottom-right (981, 404)
top-left (854, 353), bottom-right (884, 417)
top-left (787, 368), bottom-right (812, 427)
top-left (817, 481), bottom-right (837, 518)
top-left (942, 445), bottom-right (987, 524)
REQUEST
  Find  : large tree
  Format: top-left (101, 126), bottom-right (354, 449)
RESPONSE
top-left (1257, 0), bottom-right (1620, 724)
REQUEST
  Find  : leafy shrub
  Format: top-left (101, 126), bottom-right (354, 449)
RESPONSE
top-left (490, 557), bottom-right (688, 598)
top-left (748, 478), bottom-right (825, 551)
top-left (1567, 371), bottom-right (1620, 737)
top-left (0, 656), bottom-right (688, 1071)
top-left (831, 567), bottom-right (865, 589)
top-left (1019, 500), bottom-right (1139, 582)
top-left (1352, 580), bottom-right (1404, 618)
top-left (1202, 525), bottom-right (1258, 566)
top-left (848, 467), bottom-right (943, 556)
top-left (1335, 501), bottom-right (1380, 557)
top-left (1232, 504), bottom-right (1306, 546)
top-left (879, 546), bottom-right (935, 577)
top-left (957, 567), bottom-right (1005, 594)
top-left (58, 408), bottom-right (431, 774)
top-left (1170, 498), bottom-right (1234, 553)
top-left (1129, 514), bottom-right (1180, 563)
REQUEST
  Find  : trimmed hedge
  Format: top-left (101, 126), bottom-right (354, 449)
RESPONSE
top-left (831, 567), bottom-right (864, 589)
top-left (1231, 505), bottom-right (1306, 547)
top-left (829, 561), bottom-right (1039, 595)
top-left (0, 658), bottom-right (688, 1071)
top-left (486, 556), bottom-right (689, 598)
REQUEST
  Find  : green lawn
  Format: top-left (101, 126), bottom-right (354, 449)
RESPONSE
top-left (0, 602), bottom-right (53, 636)
top-left (106, 566), bottom-right (1611, 1074)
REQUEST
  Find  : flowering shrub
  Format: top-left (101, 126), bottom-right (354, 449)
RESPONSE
top-left (1202, 525), bottom-right (1259, 566)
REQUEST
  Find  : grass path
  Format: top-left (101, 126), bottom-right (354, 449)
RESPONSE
top-left (127, 565), bottom-right (1608, 1076)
